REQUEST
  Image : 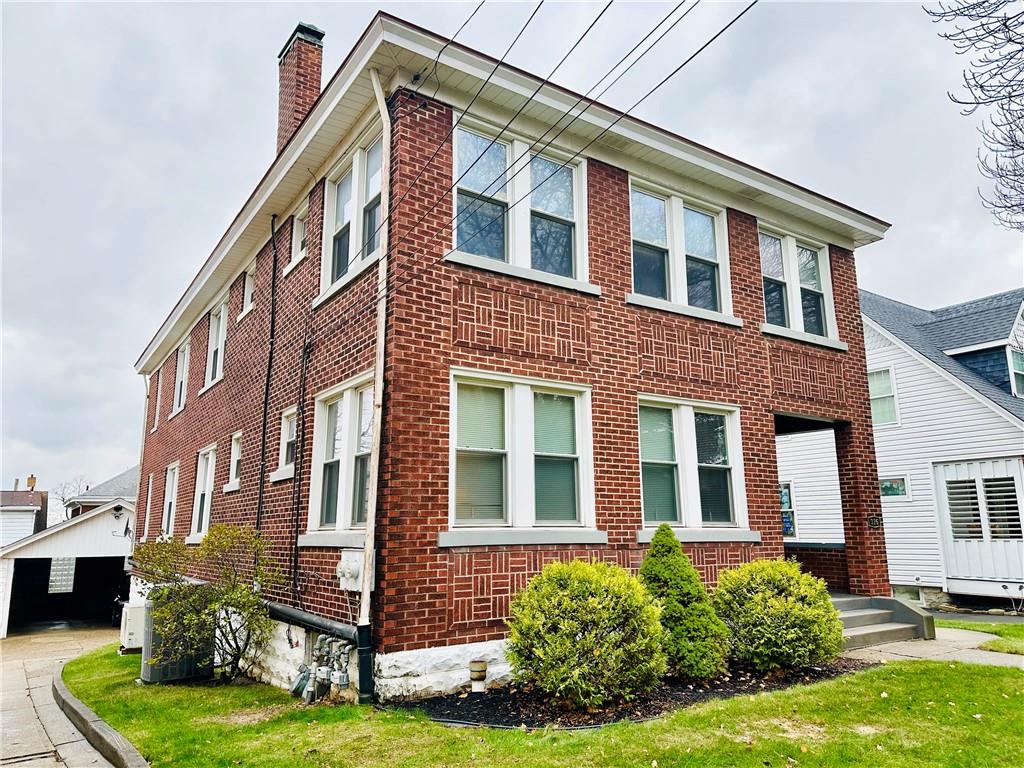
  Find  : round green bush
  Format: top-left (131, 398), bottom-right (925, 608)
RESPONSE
top-left (505, 560), bottom-right (666, 708)
top-left (710, 558), bottom-right (843, 672)
top-left (639, 524), bottom-right (729, 680)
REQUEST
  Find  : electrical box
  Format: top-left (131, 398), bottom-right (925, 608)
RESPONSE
top-left (336, 551), bottom-right (364, 592)
top-left (119, 604), bottom-right (146, 652)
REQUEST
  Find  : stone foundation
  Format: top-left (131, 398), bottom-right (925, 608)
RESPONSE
top-left (374, 639), bottom-right (510, 701)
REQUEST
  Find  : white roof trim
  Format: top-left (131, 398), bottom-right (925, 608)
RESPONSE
top-left (1, 497), bottom-right (135, 557)
top-left (863, 315), bottom-right (1024, 430)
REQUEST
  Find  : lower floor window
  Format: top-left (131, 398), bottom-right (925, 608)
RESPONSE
top-left (452, 371), bottom-right (593, 528)
top-left (638, 398), bottom-right (746, 528)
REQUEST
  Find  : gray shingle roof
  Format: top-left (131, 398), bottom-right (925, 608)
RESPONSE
top-left (73, 465), bottom-right (140, 503)
top-left (860, 289), bottom-right (1024, 423)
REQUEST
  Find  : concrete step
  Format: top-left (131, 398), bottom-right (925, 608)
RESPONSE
top-left (832, 596), bottom-right (873, 612)
top-left (842, 622), bottom-right (919, 650)
top-left (839, 608), bottom-right (894, 629)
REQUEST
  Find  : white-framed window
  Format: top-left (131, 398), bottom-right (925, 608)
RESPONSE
top-left (143, 473), bottom-right (154, 540)
top-left (150, 368), bottom-right (163, 432)
top-left (162, 462), bottom-right (179, 536)
top-left (290, 205), bottom-right (309, 270)
top-left (868, 368), bottom-right (898, 426)
top-left (270, 407), bottom-right (298, 482)
top-left (637, 397), bottom-right (748, 528)
top-left (879, 475), bottom-right (911, 500)
top-left (191, 444), bottom-right (216, 538)
top-left (224, 432), bottom-right (242, 493)
top-left (628, 181), bottom-right (731, 315)
top-left (307, 373), bottom-right (374, 531)
top-left (1009, 348), bottom-right (1024, 397)
top-left (171, 342), bottom-right (189, 415)
top-left (204, 302), bottom-right (228, 386)
top-left (780, 481), bottom-right (796, 537)
top-left (449, 369), bottom-right (595, 529)
top-left (758, 228), bottom-right (837, 339)
top-left (320, 134), bottom-right (384, 294)
top-left (239, 265), bottom-right (255, 319)
top-left (48, 558), bottom-right (76, 594)
top-left (452, 123), bottom-right (588, 282)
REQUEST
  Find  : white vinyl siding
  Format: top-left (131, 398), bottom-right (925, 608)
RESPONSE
top-left (774, 430), bottom-right (845, 545)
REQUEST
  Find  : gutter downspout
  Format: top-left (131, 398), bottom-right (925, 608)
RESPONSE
top-left (356, 67), bottom-right (391, 704)
top-left (255, 214), bottom-right (282, 533)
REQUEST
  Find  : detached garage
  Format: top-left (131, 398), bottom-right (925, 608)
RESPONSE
top-left (0, 498), bottom-right (134, 638)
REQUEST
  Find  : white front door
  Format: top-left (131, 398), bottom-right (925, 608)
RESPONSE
top-left (935, 458), bottom-right (1024, 593)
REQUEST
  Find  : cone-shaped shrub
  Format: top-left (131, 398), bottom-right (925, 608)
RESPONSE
top-left (505, 560), bottom-right (666, 709)
top-left (638, 523), bottom-right (729, 680)
top-left (711, 558), bottom-right (843, 672)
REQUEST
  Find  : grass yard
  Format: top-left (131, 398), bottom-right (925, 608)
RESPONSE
top-left (935, 619), bottom-right (1024, 656)
top-left (65, 645), bottom-right (1022, 768)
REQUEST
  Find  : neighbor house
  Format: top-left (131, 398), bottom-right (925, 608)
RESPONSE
top-left (132, 14), bottom-right (903, 699)
top-left (64, 466), bottom-right (140, 519)
top-left (777, 288), bottom-right (1024, 607)
top-left (0, 478), bottom-right (47, 548)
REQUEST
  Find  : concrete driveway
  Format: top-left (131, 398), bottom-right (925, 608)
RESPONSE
top-left (1, 622), bottom-right (118, 767)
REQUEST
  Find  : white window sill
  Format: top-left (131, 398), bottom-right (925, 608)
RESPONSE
top-left (636, 527), bottom-right (762, 544)
top-left (269, 465), bottom-right (295, 483)
top-left (237, 304), bottom-right (253, 323)
top-left (196, 375), bottom-right (224, 397)
top-left (185, 532), bottom-right (207, 546)
top-left (445, 251), bottom-right (602, 296)
top-left (283, 254), bottom-right (306, 277)
top-left (222, 480), bottom-right (240, 494)
top-left (312, 252), bottom-right (380, 310)
top-left (438, 528), bottom-right (608, 548)
top-left (626, 293), bottom-right (743, 327)
top-left (150, 425), bottom-right (158, 434)
top-left (297, 530), bottom-right (366, 549)
top-left (761, 323), bottom-right (849, 352)
top-left (167, 406), bottom-right (185, 421)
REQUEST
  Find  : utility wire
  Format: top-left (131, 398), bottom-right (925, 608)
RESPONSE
top-left (413, 0), bottom-right (487, 97)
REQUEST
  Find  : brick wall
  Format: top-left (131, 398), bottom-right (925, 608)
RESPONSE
top-left (137, 87), bottom-right (888, 658)
top-left (784, 543), bottom-right (850, 592)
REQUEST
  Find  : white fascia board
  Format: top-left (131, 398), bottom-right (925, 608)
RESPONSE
top-left (135, 19), bottom-right (387, 374)
top-left (943, 339), bottom-right (1009, 356)
top-left (378, 17), bottom-right (889, 248)
top-left (0, 497), bottom-right (135, 557)
top-left (863, 315), bottom-right (1024, 430)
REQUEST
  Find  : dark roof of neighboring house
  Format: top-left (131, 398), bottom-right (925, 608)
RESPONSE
top-left (0, 490), bottom-right (46, 509)
top-left (69, 465), bottom-right (140, 506)
top-left (860, 288), bottom-right (1024, 423)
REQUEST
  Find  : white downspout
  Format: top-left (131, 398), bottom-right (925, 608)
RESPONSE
top-left (356, 67), bottom-right (390, 700)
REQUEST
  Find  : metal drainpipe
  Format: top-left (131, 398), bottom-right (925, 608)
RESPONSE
top-left (255, 215), bottom-right (282, 533)
top-left (356, 67), bottom-right (391, 704)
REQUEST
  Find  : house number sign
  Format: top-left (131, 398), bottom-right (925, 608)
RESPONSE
top-left (867, 515), bottom-right (884, 529)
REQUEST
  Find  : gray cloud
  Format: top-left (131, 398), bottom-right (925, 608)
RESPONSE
top-left (3, 1), bottom-right (1021, 502)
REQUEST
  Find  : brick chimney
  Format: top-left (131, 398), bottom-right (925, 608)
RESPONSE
top-left (277, 22), bottom-right (325, 154)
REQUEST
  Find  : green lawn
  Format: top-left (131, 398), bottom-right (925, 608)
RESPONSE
top-left (64, 645), bottom-right (1023, 768)
top-left (935, 619), bottom-right (1024, 656)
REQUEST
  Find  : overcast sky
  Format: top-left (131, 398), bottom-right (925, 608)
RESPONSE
top-left (2, 1), bottom-right (1021, 508)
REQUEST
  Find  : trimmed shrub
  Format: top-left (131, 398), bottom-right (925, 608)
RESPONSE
top-left (505, 560), bottom-right (666, 708)
top-left (711, 558), bottom-right (843, 672)
top-left (639, 524), bottom-right (729, 680)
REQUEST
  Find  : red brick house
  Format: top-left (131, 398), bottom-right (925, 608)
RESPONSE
top-left (133, 14), bottom-right (895, 699)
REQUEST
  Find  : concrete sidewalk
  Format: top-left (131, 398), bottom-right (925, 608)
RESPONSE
top-left (1, 623), bottom-right (119, 767)
top-left (845, 627), bottom-right (1024, 669)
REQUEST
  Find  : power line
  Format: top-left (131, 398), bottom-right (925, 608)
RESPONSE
top-left (413, 0), bottom-right (487, 98)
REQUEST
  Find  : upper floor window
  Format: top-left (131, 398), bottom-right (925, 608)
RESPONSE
top-left (868, 368), bottom-right (898, 425)
top-left (1010, 348), bottom-right (1024, 397)
top-left (321, 136), bottom-right (383, 294)
top-left (240, 266), bottom-right (255, 318)
top-left (143, 473), bottom-right (154, 540)
top-left (150, 368), bottom-right (163, 432)
top-left (191, 444), bottom-right (216, 539)
top-left (291, 206), bottom-right (309, 268)
top-left (453, 125), bottom-right (588, 283)
top-left (629, 185), bottom-right (728, 314)
top-left (450, 371), bottom-right (594, 529)
top-left (759, 230), bottom-right (837, 340)
top-left (172, 342), bottom-right (189, 414)
top-left (205, 303), bottom-right (228, 386)
top-left (307, 374), bottom-right (374, 532)
top-left (638, 399), bottom-right (747, 529)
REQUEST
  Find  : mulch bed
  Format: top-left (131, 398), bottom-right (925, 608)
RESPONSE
top-left (392, 658), bottom-right (874, 729)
